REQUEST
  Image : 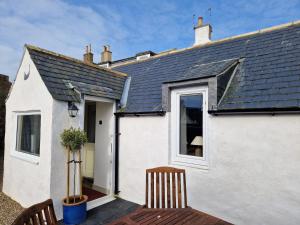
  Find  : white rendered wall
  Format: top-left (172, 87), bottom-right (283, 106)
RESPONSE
top-left (118, 114), bottom-right (300, 225)
top-left (49, 100), bottom-right (84, 219)
top-left (93, 101), bottom-right (114, 193)
top-left (3, 49), bottom-right (54, 207)
top-left (194, 25), bottom-right (211, 45)
top-left (118, 116), bottom-right (169, 204)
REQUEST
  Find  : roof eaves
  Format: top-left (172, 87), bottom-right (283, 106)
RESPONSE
top-left (209, 107), bottom-right (300, 115)
top-left (162, 74), bottom-right (215, 84)
top-left (115, 111), bottom-right (165, 116)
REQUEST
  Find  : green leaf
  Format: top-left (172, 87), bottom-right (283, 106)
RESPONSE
top-left (60, 127), bottom-right (88, 151)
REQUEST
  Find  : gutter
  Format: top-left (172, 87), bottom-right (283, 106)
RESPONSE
top-left (209, 107), bottom-right (300, 115)
top-left (162, 75), bottom-right (214, 84)
top-left (115, 111), bottom-right (166, 117)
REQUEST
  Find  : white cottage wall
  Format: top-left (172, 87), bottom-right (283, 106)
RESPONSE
top-left (3, 49), bottom-right (54, 207)
top-left (118, 114), bottom-right (300, 225)
top-left (50, 99), bottom-right (84, 219)
top-left (118, 115), bottom-right (169, 203)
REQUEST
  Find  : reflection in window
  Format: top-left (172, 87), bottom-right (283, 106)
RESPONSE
top-left (179, 94), bottom-right (203, 157)
top-left (16, 115), bottom-right (41, 155)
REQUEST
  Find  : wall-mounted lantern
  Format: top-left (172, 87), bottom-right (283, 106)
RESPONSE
top-left (68, 102), bottom-right (79, 118)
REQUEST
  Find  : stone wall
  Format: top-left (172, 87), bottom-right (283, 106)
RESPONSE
top-left (0, 74), bottom-right (11, 154)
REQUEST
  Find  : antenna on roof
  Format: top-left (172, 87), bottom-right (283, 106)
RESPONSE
top-left (85, 44), bottom-right (92, 53)
top-left (208, 8), bottom-right (212, 17)
top-left (193, 14), bottom-right (196, 28)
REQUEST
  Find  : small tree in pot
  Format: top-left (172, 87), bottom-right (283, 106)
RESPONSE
top-left (61, 127), bottom-right (88, 225)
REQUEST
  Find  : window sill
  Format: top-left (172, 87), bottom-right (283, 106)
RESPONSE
top-left (170, 160), bottom-right (209, 170)
top-left (10, 151), bottom-right (40, 165)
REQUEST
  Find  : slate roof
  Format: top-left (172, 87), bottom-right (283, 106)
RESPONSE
top-left (113, 22), bottom-right (300, 113)
top-left (166, 58), bottom-right (239, 82)
top-left (27, 45), bottom-right (127, 102)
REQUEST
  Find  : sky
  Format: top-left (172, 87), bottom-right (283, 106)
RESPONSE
top-left (1, 0), bottom-right (300, 81)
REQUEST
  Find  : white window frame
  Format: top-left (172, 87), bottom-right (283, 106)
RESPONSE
top-left (11, 111), bottom-right (41, 165)
top-left (170, 86), bottom-right (209, 169)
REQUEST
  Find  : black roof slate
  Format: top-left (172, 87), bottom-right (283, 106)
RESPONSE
top-left (27, 45), bottom-right (127, 102)
top-left (113, 23), bottom-right (300, 113)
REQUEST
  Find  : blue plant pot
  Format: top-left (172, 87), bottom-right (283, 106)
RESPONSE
top-left (62, 195), bottom-right (88, 225)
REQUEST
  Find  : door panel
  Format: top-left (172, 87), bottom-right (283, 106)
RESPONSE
top-left (82, 143), bottom-right (95, 178)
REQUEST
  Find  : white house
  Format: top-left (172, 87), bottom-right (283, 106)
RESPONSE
top-left (3, 18), bottom-right (300, 225)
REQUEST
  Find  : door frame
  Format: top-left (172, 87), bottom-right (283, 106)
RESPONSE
top-left (83, 95), bottom-right (116, 209)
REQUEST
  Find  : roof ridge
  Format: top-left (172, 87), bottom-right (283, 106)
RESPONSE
top-left (25, 44), bottom-right (127, 77)
top-left (112, 20), bottom-right (300, 68)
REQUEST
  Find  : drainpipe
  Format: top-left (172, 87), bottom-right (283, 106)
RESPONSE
top-left (114, 114), bottom-right (120, 194)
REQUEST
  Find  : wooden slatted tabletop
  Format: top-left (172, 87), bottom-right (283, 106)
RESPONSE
top-left (109, 207), bottom-right (233, 225)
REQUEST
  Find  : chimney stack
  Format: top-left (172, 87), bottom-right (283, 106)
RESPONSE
top-left (194, 16), bottom-right (212, 46)
top-left (101, 45), bottom-right (112, 63)
top-left (83, 44), bottom-right (93, 64)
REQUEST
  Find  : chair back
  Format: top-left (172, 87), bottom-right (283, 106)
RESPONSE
top-left (12, 199), bottom-right (57, 225)
top-left (145, 166), bottom-right (187, 208)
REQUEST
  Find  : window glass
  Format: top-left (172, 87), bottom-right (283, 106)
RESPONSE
top-left (179, 94), bottom-right (203, 157)
top-left (16, 115), bottom-right (41, 155)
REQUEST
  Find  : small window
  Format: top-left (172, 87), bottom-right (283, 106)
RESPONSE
top-left (171, 87), bottom-right (208, 168)
top-left (179, 94), bottom-right (203, 157)
top-left (16, 114), bottom-right (41, 156)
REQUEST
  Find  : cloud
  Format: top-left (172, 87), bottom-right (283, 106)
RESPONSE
top-left (0, 0), bottom-right (129, 80)
top-left (0, 0), bottom-right (299, 81)
top-left (0, 0), bottom-right (190, 80)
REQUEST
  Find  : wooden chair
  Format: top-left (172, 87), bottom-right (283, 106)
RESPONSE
top-left (145, 166), bottom-right (188, 209)
top-left (12, 199), bottom-right (57, 225)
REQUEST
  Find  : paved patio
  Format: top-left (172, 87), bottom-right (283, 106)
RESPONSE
top-left (59, 198), bottom-right (140, 225)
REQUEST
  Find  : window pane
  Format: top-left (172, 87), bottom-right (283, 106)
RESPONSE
top-left (179, 94), bottom-right (203, 157)
top-left (16, 115), bottom-right (41, 155)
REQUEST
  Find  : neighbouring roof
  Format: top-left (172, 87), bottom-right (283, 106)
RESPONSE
top-left (113, 22), bottom-right (300, 113)
top-left (26, 45), bottom-right (127, 102)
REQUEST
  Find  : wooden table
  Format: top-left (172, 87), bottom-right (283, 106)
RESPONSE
top-left (109, 207), bottom-right (233, 225)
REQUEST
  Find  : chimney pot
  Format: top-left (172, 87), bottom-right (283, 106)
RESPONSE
top-left (101, 45), bottom-right (112, 63)
top-left (194, 16), bottom-right (212, 46)
top-left (197, 17), bottom-right (203, 27)
top-left (83, 44), bottom-right (94, 64)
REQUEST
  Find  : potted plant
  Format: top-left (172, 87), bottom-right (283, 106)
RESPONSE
top-left (61, 127), bottom-right (88, 225)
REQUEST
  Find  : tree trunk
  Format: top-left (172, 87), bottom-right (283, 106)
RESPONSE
top-left (79, 151), bottom-right (83, 200)
top-left (73, 151), bottom-right (76, 203)
top-left (67, 149), bottom-right (70, 204)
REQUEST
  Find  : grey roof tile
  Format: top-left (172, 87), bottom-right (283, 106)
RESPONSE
top-left (114, 23), bottom-right (300, 112)
top-left (27, 45), bottom-right (127, 102)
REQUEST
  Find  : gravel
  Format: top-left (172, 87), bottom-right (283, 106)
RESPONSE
top-left (0, 192), bottom-right (23, 225)
top-left (0, 154), bottom-right (3, 191)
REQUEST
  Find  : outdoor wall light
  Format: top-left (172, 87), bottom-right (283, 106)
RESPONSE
top-left (68, 102), bottom-right (79, 118)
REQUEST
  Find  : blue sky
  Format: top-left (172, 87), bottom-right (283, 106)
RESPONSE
top-left (1, 0), bottom-right (300, 80)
